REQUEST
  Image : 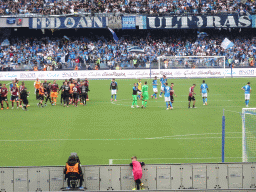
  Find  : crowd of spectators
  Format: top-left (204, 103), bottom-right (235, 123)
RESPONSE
top-left (0, 29), bottom-right (255, 70)
top-left (0, 0), bottom-right (255, 16)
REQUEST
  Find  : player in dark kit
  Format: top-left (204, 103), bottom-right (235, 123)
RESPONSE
top-left (63, 82), bottom-right (70, 107)
top-left (43, 80), bottom-right (48, 89)
top-left (44, 82), bottom-right (52, 106)
top-left (80, 81), bottom-right (89, 106)
top-left (72, 83), bottom-right (81, 107)
top-left (170, 83), bottom-right (177, 104)
top-left (10, 83), bottom-right (19, 109)
top-left (188, 84), bottom-right (196, 108)
top-left (1, 83), bottom-right (9, 110)
top-left (59, 82), bottom-right (65, 105)
top-left (20, 86), bottom-right (29, 111)
top-left (84, 78), bottom-right (89, 101)
top-left (19, 82), bottom-right (25, 107)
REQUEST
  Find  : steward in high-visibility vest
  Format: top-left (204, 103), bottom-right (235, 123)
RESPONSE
top-left (64, 155), bottom-right (84, 188)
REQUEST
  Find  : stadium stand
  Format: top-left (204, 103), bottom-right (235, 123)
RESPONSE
top-left (0, 28), bottom-right (255, 71)
top-left (0, 0), bottom-right (255, 15)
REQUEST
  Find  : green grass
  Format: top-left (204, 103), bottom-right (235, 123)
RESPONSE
top-left (0, 78), bottom-right (254, 166)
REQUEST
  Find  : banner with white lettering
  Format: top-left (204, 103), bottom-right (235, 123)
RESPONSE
top-left (29, 17), bottom-right (107, 29)
top-left (145, 15), bottom-right (251, 29)
top-left (0, 68), bottom-right (255, 80)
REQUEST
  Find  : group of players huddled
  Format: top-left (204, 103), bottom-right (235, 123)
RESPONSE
top-left (129, 75), bottom-right (178, 110)
top-left (0, 79), bottom-right (30, 111)
top-left (35, 78), bottom-right (90, 108)
top-left (0, 78), bottom-right (90, 111)
top-left (128, 75), bottom-right (210, 110)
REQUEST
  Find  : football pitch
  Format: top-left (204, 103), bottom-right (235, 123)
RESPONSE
top-left (0, 77), bottom-right (254, 166)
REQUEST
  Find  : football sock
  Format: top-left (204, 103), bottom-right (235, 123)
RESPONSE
top-left (12, 102), bottom-right (14, 107)
top-left (205, 98), bottom-right (207, 103)
top-left (188, 103), bottom-right (190, 108)
top-left (23, 106), bottom-right (27, 109)
top-left (153, 93), bottom-right (156, 98)
top-left (135, 101), bottom-right (137, 105)
top-left (142, 101), bottom-right (144, 106)
top-left (193, 104), bottom-right (195, 108)
top-left (160, 92), bottom-right (162, 95)
top-left (138, 95), bottom-right (140, 99)
top-left (111, 95), bottom-right (113, 98)
top-left (245, 100), bottom-right (247, 105)
top-left (132, 101), bottom-right (135, 105)
top-left (145, 101), bottom-right (147, 107)
top-left (115, 95), bottom-right (117, 100)
top-left (203, 98), bottom-right (205, 103)
top-left (7, 103), bottom-right (9, 107)
top-left (170, 102), bottom-right (173, 107)
top-left (166, 102), bottom-right (169, 108)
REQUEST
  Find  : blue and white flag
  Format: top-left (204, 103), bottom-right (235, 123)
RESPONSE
top-left (197, 31), bottom-right (208, 39)
top-left (108, 27), bottom-right (119, 43)
top-left (1, 39), bottom-right (10, 47)
top-left (221, 38), bottom-right (234, 49)
top-left (63, 36), bottom-right (70, 41)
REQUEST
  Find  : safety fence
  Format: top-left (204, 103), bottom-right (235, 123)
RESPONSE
top-left (0, 162), bottom-right (255, 191)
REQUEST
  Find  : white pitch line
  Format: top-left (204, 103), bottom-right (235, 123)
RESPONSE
top-left (110, 157), bottom-right (242, 161)
top-left (0, 136), bottom-right (242, 142)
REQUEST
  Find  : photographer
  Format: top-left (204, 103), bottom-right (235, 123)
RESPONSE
top-left (64, 154), bottom-right (84, 189)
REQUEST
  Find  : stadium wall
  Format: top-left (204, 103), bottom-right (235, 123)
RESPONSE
top-left (0, 163), bottom-right (255, 191)
top-left (0, 68), bottom-right (255, 80)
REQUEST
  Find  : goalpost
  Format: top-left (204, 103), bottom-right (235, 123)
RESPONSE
top-left (157, 55), bottom-right (226, 73)
top-left (242, 108), bottom-right (256, 162)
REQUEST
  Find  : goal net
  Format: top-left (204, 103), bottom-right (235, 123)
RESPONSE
top-left (157, 56), bottom-right (225, 69)
top-left (242, 108), bottom-right (256, 162)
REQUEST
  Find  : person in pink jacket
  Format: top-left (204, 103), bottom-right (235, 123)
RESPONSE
top-left (130, 156), bottom-right (145, 190)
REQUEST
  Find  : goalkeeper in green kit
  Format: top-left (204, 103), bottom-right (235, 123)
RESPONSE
top-left (141, 81), bottom-right (149, 109)
top-left (131, 83), bottom-right (140, 108)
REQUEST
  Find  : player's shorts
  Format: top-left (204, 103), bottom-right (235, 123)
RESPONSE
top-left (143, 94), bottom-right (149, 100)
top-left (153, 88), bottom-right (158, 93)
top-left (23, 99), bottom-right (28, 105)
top-left (11, 96), bottom-right (18, 101)
top-left (245, 94), bottom-right (250, 100)
top-left (161, 86), bottom-right (165, 91)
top-left (81, 93), bottom-right (87, 99)
top-left (165, 96), bottom-right (170, 102)
top-left (132, 95), bottom-right (137, 101)
top-left (170, 96), bottom-right (174, 102)
top-left (73, 93), bottom-right (78, 99)
top-left (188, 96), bottom-right (195, 101)
top-left (111, 90), bottom-right (117, 95)
top-left (1, 96), bottom-right (8, 101)
top-left (138, 91), bottom-right (142, 95)
top-left (38, 95), bottom-right (44, 100)
top-left (202, 93), bottom-right (207, 97)
top-left (50, 92), bottom-right (58, 98)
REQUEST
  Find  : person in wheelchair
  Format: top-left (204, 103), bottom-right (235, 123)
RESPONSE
top-left (64, 154), bottom-right (84, 189)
